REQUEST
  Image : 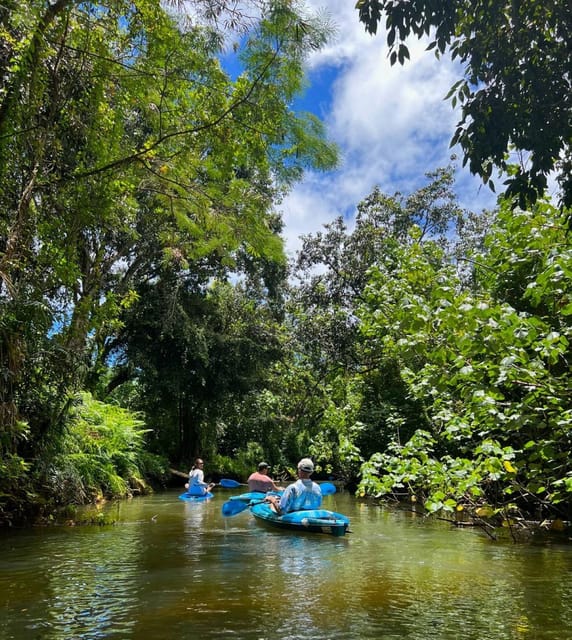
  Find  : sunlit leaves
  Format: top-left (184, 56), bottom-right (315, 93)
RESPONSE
top-left (355, 0), bottom-right (572, 207)
top-left (0, 0), bottom-right (339, 518)
top-left (358, 196), bottom-right (572, 517)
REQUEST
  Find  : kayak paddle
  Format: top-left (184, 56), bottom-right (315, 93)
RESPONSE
top-left (219, 478), bottom-right (247, 488)
top-left (222, 498), bottom-right (263, 517)
top-left (319, 482), bottom-right (337, 495)
top-left (221, 482), bottom-right (337, 517)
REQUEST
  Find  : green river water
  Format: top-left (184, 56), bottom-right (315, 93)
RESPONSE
top-left (1, 489), bottom-right (572, 640)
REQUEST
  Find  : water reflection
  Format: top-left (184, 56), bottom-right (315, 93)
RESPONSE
top-left (1, 491), bottom-right (572, 639)
top-left (1, 520), bottom-right (146, 639)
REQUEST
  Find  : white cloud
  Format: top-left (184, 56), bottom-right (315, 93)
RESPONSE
top-left (280, 1), bottom-right (497, 258)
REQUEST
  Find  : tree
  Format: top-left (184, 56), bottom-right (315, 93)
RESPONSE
top-left (355, 0), bottom-right (572, 207)
top-left (358, 196), bottom-right (572, 522)
top-left (0, 1), bottom-right (337, 432)
top-left (0, 0), bottom-right (338, 512)
top-left (115, 277), bottom-right (284, 462)
top-left (292, 166), bottom-right (463, 377)
top-left (288, 168), bottom-right (464, 475)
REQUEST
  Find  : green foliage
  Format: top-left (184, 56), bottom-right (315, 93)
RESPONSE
top-left (212, 442), bottom-right (267, 480)
top-left (114, 277), bottom-right (286, 463)
top-left (308, 376), bottom-right (364, 478)
top-left (0, 446), bottom-right (33, 526)
top-left (41, 392), bottom-right (165, 506)
top-left (0, 392), bottom-right (166, 524)
top-left (4, 2), bottom-right (571, 530)
top-left (286, 168), bottom-right (463, 478)
top-left (358, 197), bottom-right (572, 519)
top-left (0, 0), bottom-right (337, 517)
top-left (355, 0), bottom-right (572, 207)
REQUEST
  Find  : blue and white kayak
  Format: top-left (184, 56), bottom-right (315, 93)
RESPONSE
top-left (249, 503), bottom-right (350, 537)
top-left (178, 491), bottom-right (214, 502)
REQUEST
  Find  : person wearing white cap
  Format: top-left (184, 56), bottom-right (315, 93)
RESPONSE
top-left (265, 458), bottom-right (322, 514)
top-left (247, 462), bottom-right (281, 493)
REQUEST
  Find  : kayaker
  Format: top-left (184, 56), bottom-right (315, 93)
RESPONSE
top-left (247, 462), bottom-right (281, 493)
top-left (187, 458), bottom-right (215, 496)
top-left (265, 458), bottom-right (321, 515)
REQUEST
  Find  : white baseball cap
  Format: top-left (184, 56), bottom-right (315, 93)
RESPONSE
top-left (297, 458), bottom-right (314, 473)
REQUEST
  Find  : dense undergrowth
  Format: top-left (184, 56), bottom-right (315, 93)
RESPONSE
top-left (0, 394), bottom-right (168, 527)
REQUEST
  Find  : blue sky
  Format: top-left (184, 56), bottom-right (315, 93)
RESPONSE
top-left (278, 0), bottom-right (498, 258)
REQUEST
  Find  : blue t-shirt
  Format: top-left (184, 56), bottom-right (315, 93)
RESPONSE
top-left (279, 479), bottom-right (322, 513)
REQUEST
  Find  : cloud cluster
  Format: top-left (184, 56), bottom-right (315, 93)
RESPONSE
top-left (280, 0), bottom-right (497, 258)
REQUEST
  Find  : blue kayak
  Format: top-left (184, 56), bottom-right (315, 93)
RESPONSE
top-left (250, 503), bottom-right (350, 537)
top-left (178, 491), bottom-right (214, 502)
top-left (228, 491), bottom-right (281, 503)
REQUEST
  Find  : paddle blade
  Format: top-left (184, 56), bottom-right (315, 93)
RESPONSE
top-left (221, 499), bottom-right (251, 517)
top-left (320, 482), bottom-right (337, 495)
top-left (220, 478), bottom-right (243, 489)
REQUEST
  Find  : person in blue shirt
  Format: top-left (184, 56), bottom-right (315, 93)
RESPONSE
top-left (265, 458), bottom-right (321, 514)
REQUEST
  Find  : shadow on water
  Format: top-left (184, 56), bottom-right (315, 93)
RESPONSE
top-left (1, 490), bottom-right (572, 639)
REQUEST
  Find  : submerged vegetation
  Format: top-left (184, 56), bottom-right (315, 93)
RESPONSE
top-left (1, 1), bottom-right (571, 534)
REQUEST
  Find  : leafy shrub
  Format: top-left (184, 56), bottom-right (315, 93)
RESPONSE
top-left (42, 393), bottom-right (166, 506)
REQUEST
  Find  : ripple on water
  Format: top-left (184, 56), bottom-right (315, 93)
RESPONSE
top-left (1, 492), bottom-right (572, 640)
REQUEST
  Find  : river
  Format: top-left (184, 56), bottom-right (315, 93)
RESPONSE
top-left (1, 489), bottom-right (571, 639)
